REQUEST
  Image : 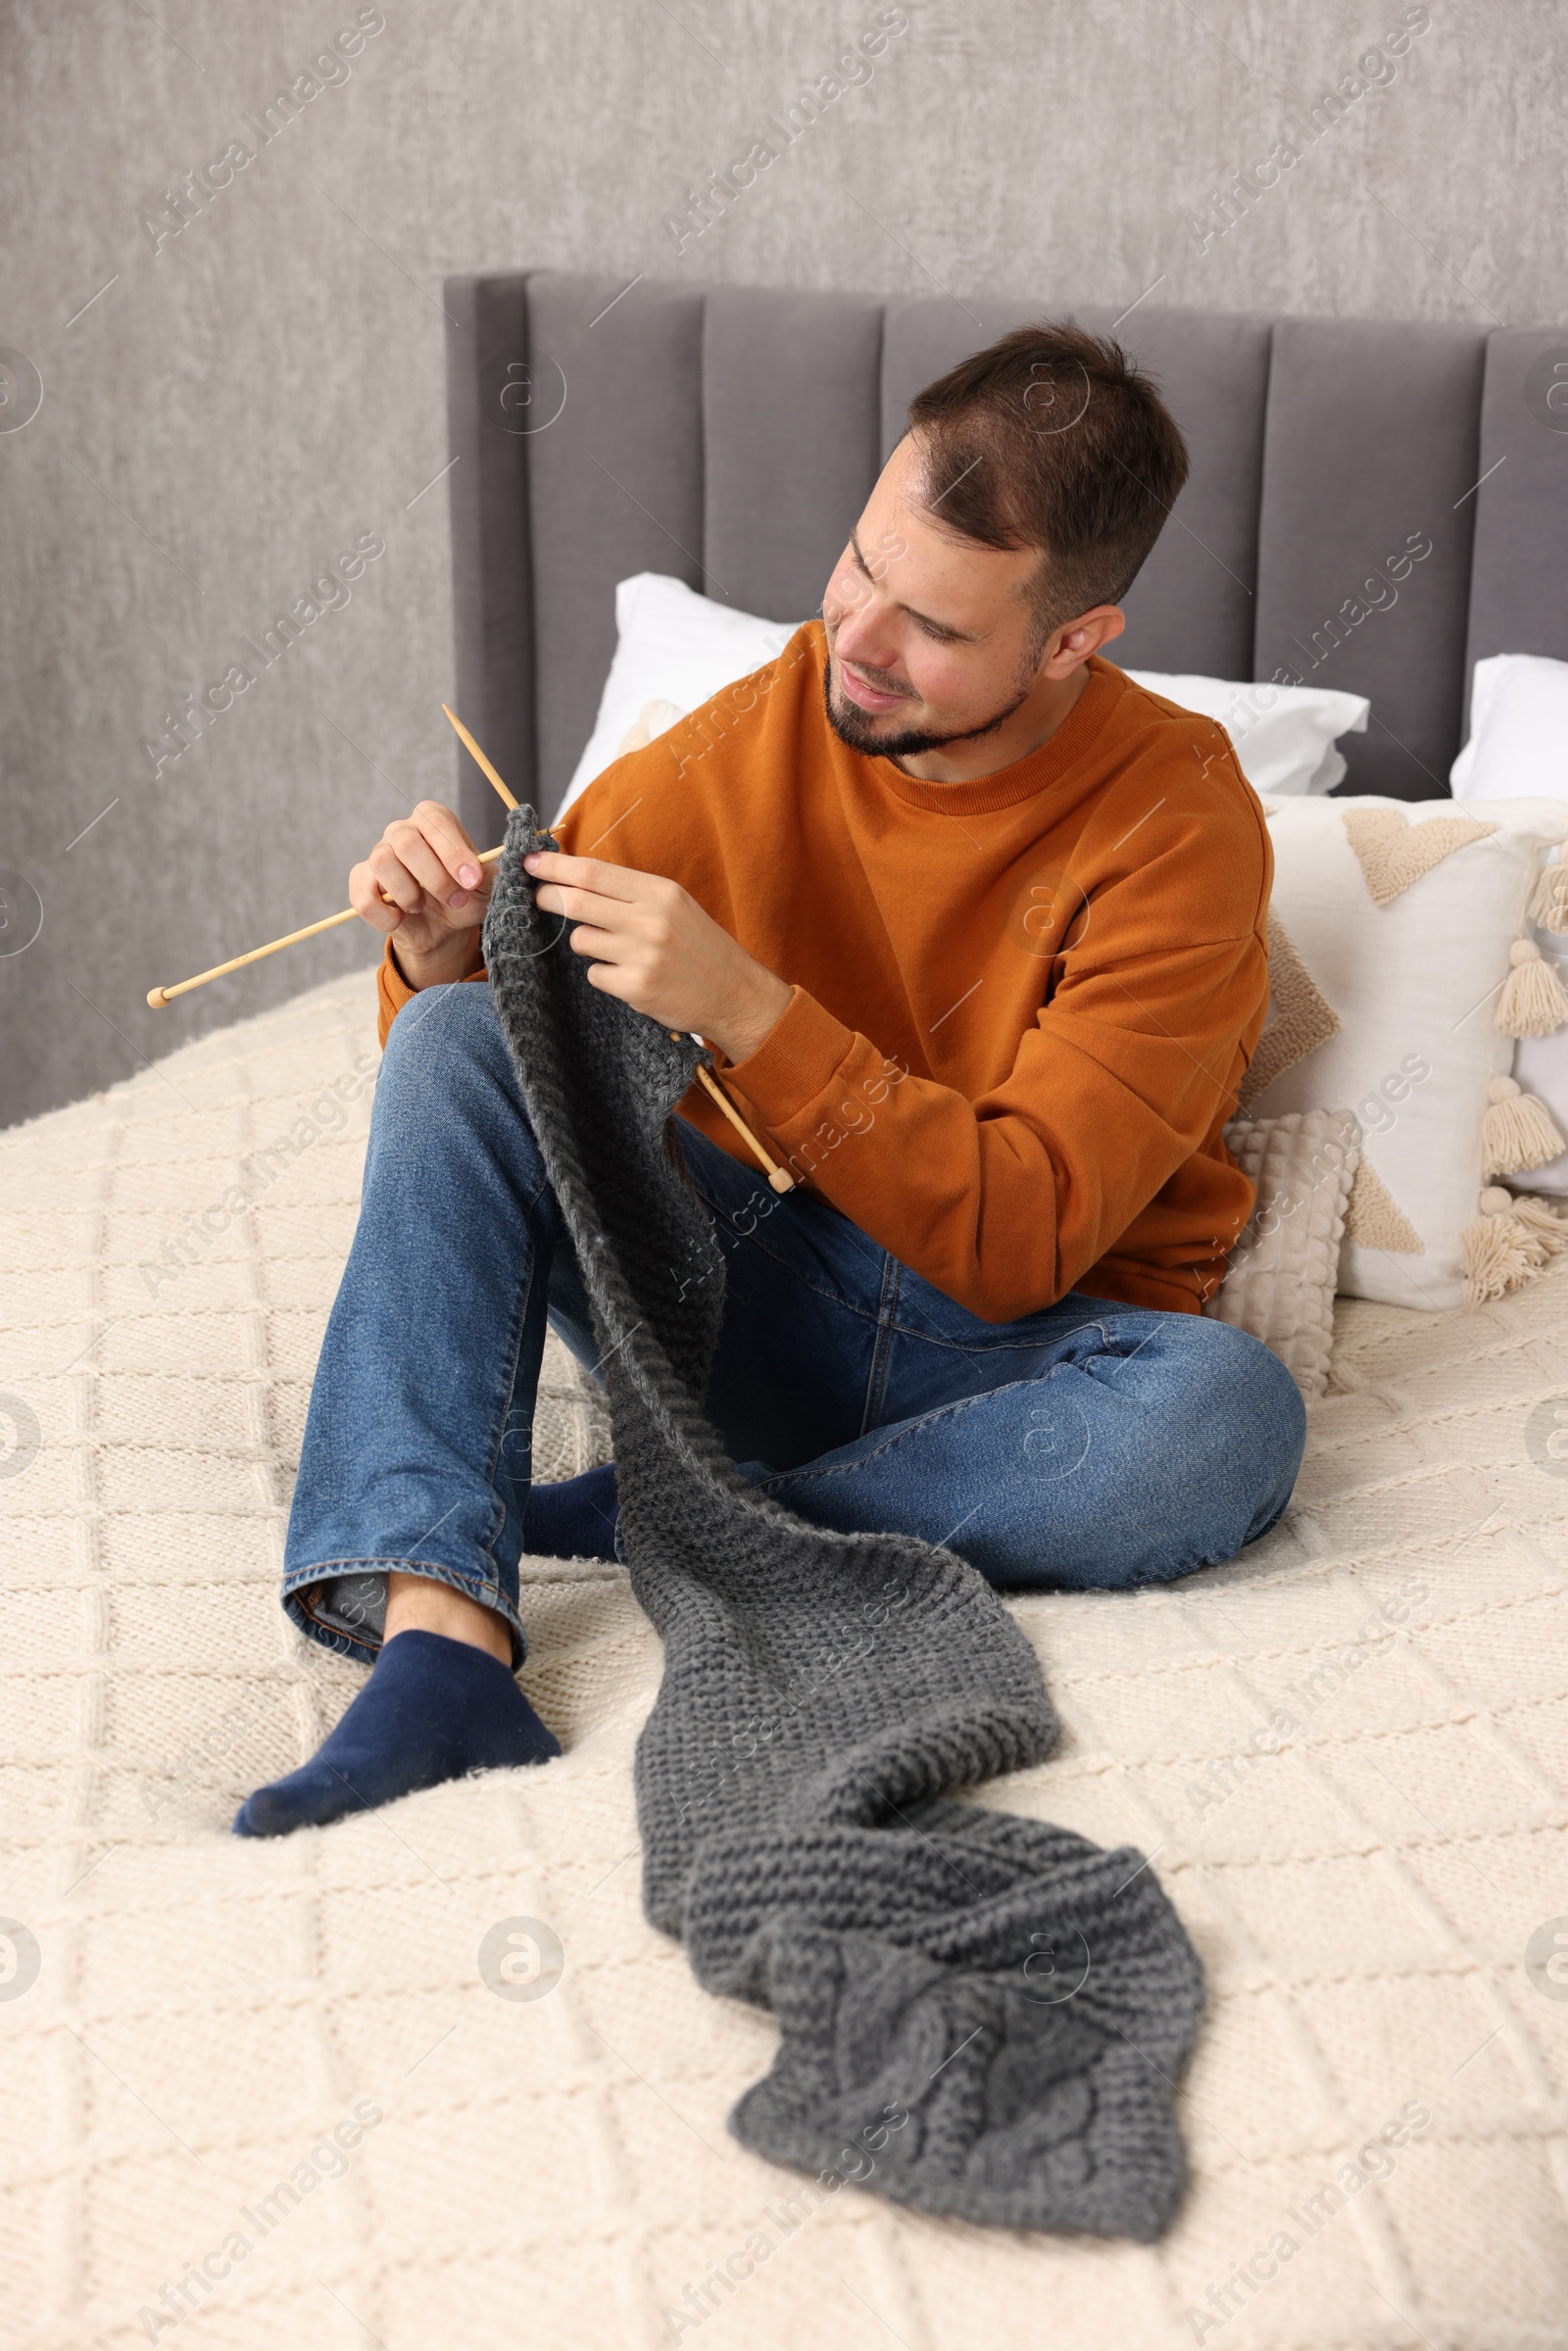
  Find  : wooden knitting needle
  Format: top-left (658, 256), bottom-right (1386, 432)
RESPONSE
top-left (442, 703), bottom-right (517, 810)
top-left (146, 844), bottom-right (506, 1006)
top-left (147, 706), bottom-right (514, 1007)
top-left (690, 1059), bottom-right (795, 1194)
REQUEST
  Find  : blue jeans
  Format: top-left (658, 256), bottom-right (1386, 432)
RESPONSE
top-left (283, 984), bottom-right (1306, 1665)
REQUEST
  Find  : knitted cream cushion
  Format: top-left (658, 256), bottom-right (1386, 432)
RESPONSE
top-left (1249, 794), bottom-right (1568, 1311)
top-left (1206, 1109), bottom-right (1360, 1398)
top-left (4, 971), bottom-right (1567, 2349)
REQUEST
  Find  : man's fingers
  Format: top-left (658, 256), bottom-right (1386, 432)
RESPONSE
top-left (367, 842), bottom-right (428, 914)
top-left (564, 923), bottom-right (621, 961)
top-left (524, 849), bottom-right (640, 901)
top-left (383, 818), bottom-right (474, 908)
top-left (582, 957), bottom-right (636, 1001)
top-left (533, 882), bottom-right (637, 925)
top-left (383, 822), bottom-right (463, 903)
top-left (409, 800), bottom-right (485, 890)
top-left (348, 799), bottom-right (491, 952)
top-left (349, 859), bottom-right (403, 936)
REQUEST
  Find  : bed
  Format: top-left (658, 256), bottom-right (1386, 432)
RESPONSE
top-left (4, 271), bottom-right (1567, 2349)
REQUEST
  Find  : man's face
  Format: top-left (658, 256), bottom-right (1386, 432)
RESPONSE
top-left (820, 433), bottom-right (1067, 759)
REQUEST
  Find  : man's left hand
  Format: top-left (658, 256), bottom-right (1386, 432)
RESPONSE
top-left (524, 850), bottom-right (792, 1064)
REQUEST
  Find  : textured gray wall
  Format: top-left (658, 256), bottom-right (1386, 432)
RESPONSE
top-left (1, 0), bottom-right (1559, 1125)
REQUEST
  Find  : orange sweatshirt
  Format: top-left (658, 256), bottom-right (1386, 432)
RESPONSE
top-left (380, 628), bottom-right (1271, 1322)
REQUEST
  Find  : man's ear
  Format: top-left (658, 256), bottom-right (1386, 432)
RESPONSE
top-left (1042, 605), bottom-right (1126, 678)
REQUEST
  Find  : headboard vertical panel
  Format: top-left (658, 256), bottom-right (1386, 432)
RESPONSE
top-left (525, 273), bottom-right (709, 817)
top-left (1253, 318), bottom-right (1485, 799)
top-left (702, 287), bottom-right (884, 626)
top-left (1075, 307), bottom-right (1271, 681)
top-left (444, 271), bottom-right (538, 846)
top-left (1463, 326), bottom-right (1568, 725)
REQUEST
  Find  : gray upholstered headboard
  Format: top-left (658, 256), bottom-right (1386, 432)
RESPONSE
top-left (442, 269), bottom-right (1568, 835)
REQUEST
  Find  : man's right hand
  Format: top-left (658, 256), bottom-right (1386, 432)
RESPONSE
top-left (350, 801), bottom-right (493, 990)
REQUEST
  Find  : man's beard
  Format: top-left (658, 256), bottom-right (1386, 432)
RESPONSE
top-left (821, 649), bottom-right (1032, 760)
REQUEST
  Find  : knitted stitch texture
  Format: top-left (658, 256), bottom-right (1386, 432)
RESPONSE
top-left (482, 807), bottom-right (1206, 2237)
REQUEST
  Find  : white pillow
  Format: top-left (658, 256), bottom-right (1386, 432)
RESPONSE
top-left (1122, 669), bottom-right (1369, 797)
top-left (1451, 653), bottom-right (1568, 802)
top-left (1248, 794), bottom-right (1568, 1311)
top-left (559, 573), bottom-right (799, 814)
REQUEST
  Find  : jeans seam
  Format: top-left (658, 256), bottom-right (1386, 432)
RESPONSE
top-left (759, 1378), bottom-right (1027, 1491)
top-left (693, 1186), bottom-right (889, 1329)
top-left (877, 1309), bottom-right (1132, 1354)
top-left (284, 1555), bottom-right (512, 1619)
top-left (861, 1255), bottom-right (902, 1435)
top-left (479, 1218), bottom-right (545, 1562)
top-left (283, 1554), bottom-right (504, 1582)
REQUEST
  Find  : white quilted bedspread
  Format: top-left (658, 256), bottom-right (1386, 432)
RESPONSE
top-left (3, 971), bottom-right (1567, 2351)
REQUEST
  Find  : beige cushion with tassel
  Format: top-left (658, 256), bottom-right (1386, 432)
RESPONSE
top-left (1507, 851), bottom-right (1568, 1193)
top-left (1205, 1109), bottom-right (1359, 1396)
top-left (1252, 795), bottom-right (1568, 1311)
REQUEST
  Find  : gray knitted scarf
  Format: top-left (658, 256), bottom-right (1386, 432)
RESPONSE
top-left (484, 808), bottom-right (1204, 2238)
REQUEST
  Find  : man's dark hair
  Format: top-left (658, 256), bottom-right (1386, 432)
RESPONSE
top-left (906, 322), bottom-right (1190, 648)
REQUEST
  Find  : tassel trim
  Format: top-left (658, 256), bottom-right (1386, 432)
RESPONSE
top-left (1495, 936), bottom-right (1568, 1039)
top-left (1460, 1185), bottom-right (1568, 1308)
top-left (1528, 857), bottom-right (1568, 935)
top-left (1481, 1073), bottom-right (1568, 1178)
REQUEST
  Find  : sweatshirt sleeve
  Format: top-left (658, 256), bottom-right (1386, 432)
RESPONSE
top-left (718, 826), bottom-right (1270, 1324)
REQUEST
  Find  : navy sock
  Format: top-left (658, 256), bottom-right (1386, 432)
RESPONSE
top-left (232, 1628), bottom-right (559, 1837)
top-left (521, 1461), bottom-right (620, 1562)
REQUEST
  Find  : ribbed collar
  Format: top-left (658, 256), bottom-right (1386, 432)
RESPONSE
top-left (861, 654), bottom-right (1128, 818)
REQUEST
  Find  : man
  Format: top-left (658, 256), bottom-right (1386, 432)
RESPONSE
top-left (235, 321), bottom-right (1303, 1838)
